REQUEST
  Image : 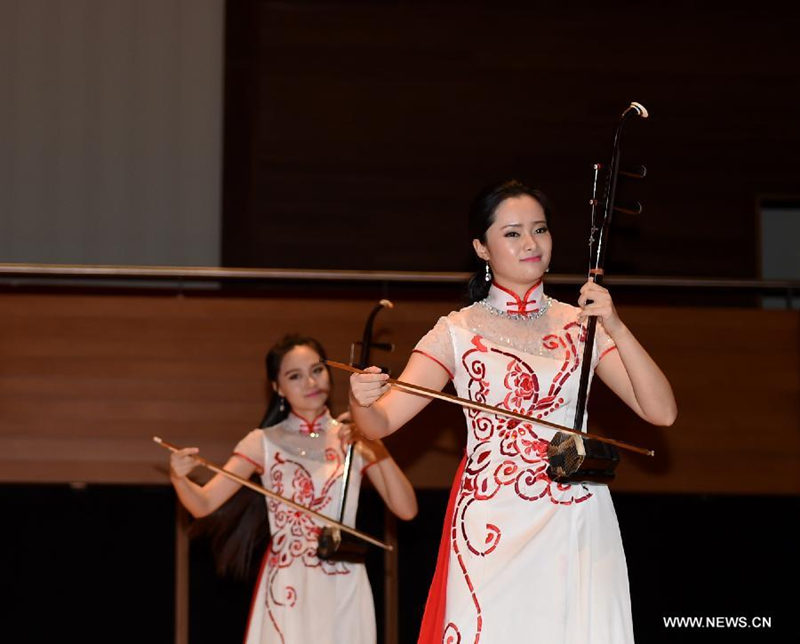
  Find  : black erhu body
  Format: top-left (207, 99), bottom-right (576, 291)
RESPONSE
top-left (315, 440), bottom-right (369, 562)
top-left (316, 300), bottom-right (394, 563)
top-left (546, 102), bottom-right (649, 484)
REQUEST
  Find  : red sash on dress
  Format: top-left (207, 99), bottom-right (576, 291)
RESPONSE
top-left (417, 454), bottom-right (467, 644)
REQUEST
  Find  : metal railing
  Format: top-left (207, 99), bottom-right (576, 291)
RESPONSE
top-left (0, 262), bottom-right (797, 305)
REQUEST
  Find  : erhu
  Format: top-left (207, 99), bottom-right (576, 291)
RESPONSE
top-left (324, 105), bottom-right (655, 481)
top-left (546, 101), bottom-right (650, 483)
top-left (316, 299), bottom-right (395, 562)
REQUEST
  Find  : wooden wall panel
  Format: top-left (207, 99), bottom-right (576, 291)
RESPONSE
top-left (1, 291), bottom-right (797, 494)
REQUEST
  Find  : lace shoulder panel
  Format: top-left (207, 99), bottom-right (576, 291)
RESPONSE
top-left (411, 309), bottom-right (469, 379)
top-left (448, 299), bottom-right (616, 365)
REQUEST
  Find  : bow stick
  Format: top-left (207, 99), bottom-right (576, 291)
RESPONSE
top-left (153, 436), bottom-right (393, 551)
top-left (326, 360), bottom-right (654, 457)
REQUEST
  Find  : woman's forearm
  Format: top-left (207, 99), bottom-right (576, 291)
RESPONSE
top-left (349, 391), bottom-right (394, 439)
top-left (348, 354), bottom-right (450, 438)
top-left (609, 324), bottom-right (677, 426)
top-left (169, 455), bottom-right (252, 518)
top-left (580, 280), bottom-right (677, 426)
top-left (170, 472), bottom-right (215, 518)
top-left (366, 454), bottom-right (418, 520)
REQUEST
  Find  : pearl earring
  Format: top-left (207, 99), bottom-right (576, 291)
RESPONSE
top-left (484, 262), bottom-right (492, 282)
top-left (279, 396), bottom-right (285, 412)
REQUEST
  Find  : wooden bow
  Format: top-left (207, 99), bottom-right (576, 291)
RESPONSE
top-left (326, 360), bottom-right (654, 457)
top-left (153, 436), bottom-right (393, 551)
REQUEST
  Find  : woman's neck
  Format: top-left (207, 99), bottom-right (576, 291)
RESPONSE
top-left (492, 278), bottom-right (543, 301)
top-left (290, 405), bottom-right (328, 424)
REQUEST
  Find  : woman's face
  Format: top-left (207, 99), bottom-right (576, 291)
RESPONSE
top-left (274, 345), bottom-right (330, 417)
top-left (473, 195), bottom-right (552, 293)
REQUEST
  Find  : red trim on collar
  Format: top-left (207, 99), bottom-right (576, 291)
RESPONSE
top-left (289, 409), bottom-right (328, 435)
top-left (491, 280), bottom-right (543, 315)
top-left (522, 279), bottom-right (543, 302)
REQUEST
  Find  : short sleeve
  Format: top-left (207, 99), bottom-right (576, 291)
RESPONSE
top-left (233, 429), bottom-right (265, 473)
top-left (592, 322), bottom-right (618, 368)
top-left (412, 316), bottom-right (455, 379)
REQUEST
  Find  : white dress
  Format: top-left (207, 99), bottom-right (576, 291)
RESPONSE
top-left (415, 282), bottom-right (634, 644)
top-left (233, 409), bottom-right (376, 644)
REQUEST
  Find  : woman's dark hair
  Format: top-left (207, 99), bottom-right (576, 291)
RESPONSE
top-left (189, 334), bottom-right (330, 580)
top-left (466, 179), bottom-right (553, 303)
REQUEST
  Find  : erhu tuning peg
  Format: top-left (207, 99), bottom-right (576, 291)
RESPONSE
top-left (350, 340), bottom-right (394, 353)
top-left (613, 201), bottom-right (643, 216)
top-left (370, 342), bottom-right (394, 352)
top-left (619, 165), bottom-right (647, 179)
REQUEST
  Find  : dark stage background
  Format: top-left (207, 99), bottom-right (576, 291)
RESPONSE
top-left (2, 485), bottom-right (798, 643)
top-left (222, 0), bottom-right (799, 278)
top-left (2, 1), bottom-right (799, 643)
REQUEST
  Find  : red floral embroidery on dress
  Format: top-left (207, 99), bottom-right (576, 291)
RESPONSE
top-left (471, 335), bottom-right (488, 352)
top-left (446, 323), bottom-right (594, 641)
top-left (264, 446), bottom-right (351, 638)
top-left (443, 622), bottom-right (462, 644)
top-left (502, 359), bottom-right (539, 410)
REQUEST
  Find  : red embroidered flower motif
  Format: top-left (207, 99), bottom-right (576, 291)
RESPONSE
top-left (497, 419), bottom-right (519, 438)
top-left (293, 469), bottom-right (314, 505)
top-left (267, 454), bottom-right (345, 571)
top-left (496, 419), bottom-right (547, 464)
top-left (446, 328), bottom-right (597, 641)
top-left (519, 433), bottom-right (549, 461)
top-left (503, 360), bottom-right (538, 411)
